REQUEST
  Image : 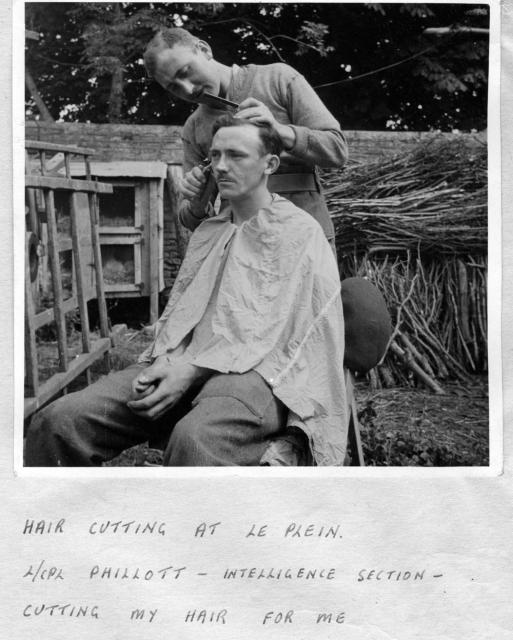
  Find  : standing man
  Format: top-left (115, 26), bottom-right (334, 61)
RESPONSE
top-left (143, 27), bottom-right (348, 245)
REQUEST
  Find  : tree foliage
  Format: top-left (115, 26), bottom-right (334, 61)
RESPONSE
top-left (25, 2), bottom-right (489, 131)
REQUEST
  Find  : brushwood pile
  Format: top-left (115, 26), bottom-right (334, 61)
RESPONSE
top-left (323, 136), bottom-right (487, 388)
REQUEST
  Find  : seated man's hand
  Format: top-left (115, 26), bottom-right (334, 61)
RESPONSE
top-left (127, 359), bottom-right (204, 421)
top-left (180, 165), bottom-right (208, 203)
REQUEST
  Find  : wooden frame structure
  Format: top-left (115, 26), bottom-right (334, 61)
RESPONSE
top-left (25, 141), bottom-right (113, 418)
top-left (69, 161), bottom-right (167, 324)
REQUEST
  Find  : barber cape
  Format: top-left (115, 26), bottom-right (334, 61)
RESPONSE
top-left (139, 195), bottom-right (348, 465)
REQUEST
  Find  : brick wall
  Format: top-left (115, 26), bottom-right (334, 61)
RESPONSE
top-left (26, 120), bottom-right (485, 166)
top-left (25, 121), bottom-right (485, 288)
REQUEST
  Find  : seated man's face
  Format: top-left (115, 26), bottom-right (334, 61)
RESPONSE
top-left (210, 125), bottom-right (274, 201)
top-left (152, 43), bottom-right (220, 103)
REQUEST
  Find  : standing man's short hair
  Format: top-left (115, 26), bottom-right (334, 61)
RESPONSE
top-left (144, 28), bottom-right (199, 77)
top-left (212, 115), bottom-right (284, 157)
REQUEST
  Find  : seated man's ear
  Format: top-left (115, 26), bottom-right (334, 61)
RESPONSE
top-left (264, 154), bottom-right (280, 176)
top-left (196, 40), bottom-right (213, 59)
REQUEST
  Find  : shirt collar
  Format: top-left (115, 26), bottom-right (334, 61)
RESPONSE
top-left (218, 193), bottom-right (282, 226)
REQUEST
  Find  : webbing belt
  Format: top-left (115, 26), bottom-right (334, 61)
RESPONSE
top-left (268, 173), bottom-right (318, 193)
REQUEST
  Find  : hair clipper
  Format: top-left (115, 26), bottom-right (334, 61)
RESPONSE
top-left (196, 160), bottom-right (218, 215)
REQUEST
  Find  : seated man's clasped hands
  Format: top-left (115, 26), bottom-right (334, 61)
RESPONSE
top-left (25, 117), bottom-right (348, 467)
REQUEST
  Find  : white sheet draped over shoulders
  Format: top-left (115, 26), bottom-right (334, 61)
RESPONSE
top-left (139, 195), bottom-right (347, 465)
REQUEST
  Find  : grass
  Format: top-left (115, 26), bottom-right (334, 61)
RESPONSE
top-left (355, 379), bottom-right (489, 466)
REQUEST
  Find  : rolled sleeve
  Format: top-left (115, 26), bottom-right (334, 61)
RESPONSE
top-left (285, 71), bottom-right (348, 168)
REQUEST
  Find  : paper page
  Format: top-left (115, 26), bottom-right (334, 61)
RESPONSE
top-left (2, 2), bottom-right (512, 639)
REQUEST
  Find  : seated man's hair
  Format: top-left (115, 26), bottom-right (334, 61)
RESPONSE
top-left (144, 28), bottom-right (198, 77)
top-left (212, 114), bottom-right (284, 157)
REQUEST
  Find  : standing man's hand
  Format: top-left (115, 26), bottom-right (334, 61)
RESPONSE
top-left (127, 358), bottom-right (208, 421)
top-left (236, 97), bottom-right (296, 150)
top-left (180, 165), bottom-right (208, 203)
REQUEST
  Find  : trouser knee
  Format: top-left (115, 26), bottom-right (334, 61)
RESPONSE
top-left (27, 395), bottom-right (76, 441)
top-left (163, 413), bottom-right (203, 464)
top-left (25, 392), bottom-right (99, 466)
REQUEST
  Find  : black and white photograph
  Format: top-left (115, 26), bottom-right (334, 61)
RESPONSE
top-left (20, 2), bottom-right (495, 468)
top-left (3, 2), bottom-right (513, 639)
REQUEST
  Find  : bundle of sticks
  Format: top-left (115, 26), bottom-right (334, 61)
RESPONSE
top-left (324, 136), bottom-right (487, 257)
top-left (322, 136), bottom-right (488, 390)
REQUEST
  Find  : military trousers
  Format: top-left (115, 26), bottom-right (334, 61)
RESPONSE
top-left (25, 364), bottom-right (287, 467)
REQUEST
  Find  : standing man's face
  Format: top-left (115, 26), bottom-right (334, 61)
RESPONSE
top-left (210, 125), bottom-right (278, 201)
top-left (152, 43), bottom-right (220, 104)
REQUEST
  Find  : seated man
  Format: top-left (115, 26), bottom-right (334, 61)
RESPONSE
top-left (25, 116), bottom-right (348, 467)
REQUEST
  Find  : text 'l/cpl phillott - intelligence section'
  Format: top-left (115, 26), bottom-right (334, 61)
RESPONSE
top-left (20, 517), bottom-right (446, 628)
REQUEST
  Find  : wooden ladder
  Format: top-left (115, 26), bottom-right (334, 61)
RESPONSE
top-left (24, 141), bottom-right (113, 418)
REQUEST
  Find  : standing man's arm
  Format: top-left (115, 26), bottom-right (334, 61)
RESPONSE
top-left (178, 130), bottom-right (214, 231)
top-left (284, 70), bottom-right (348, 168)
top-left (237, 64), bottom-right (348, 169)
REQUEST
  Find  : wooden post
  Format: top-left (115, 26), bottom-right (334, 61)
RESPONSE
top-left (26, 188), bottom-right (39, 237)
top-left (39, 150), bottom-right (47, 175)
top-left (66, 153), bottom-right (93, 385)
top-left (25, 151), bottom-right (40, 236)
top-left (25, 233), bottom-right (39, 397)
top-left (69, 190), bottom-right (92, 351)
top-left (148, 179), bottom-right (160, 324)
top-left (65, 152), bottom-right (91, 357)
top-left (166, 165), bottom-right (187, 259)
top-left (157, 178), bottom-right (165, 292)
top-left (44, 188), bottom-right (68, 371)
top-left (85, 157), bottom-right (110, 339)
